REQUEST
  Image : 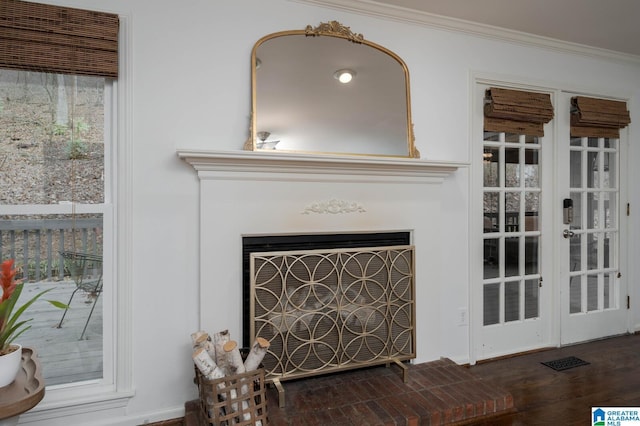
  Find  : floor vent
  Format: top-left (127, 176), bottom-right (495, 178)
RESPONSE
top-left (541, 356), bottom-right (590, 371)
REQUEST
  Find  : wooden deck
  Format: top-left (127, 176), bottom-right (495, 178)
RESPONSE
top-left (14, 280), bottom-right (103, 386)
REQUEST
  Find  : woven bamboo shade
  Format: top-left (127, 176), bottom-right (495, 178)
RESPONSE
top-left (484, 87), bottom-right (554, 137)
top-left (571, 96), bottom-right (631, 138)
top-left (0, 0), bottom-right (119, 78)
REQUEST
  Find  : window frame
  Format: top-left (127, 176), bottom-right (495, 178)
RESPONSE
top-left (14, 16), bottom-right (134, 421)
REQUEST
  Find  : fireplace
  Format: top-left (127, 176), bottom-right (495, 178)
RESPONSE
top-left (242, 232), bottom-right (414, 382)
top-left (177, 149), bottom-right (460, 370)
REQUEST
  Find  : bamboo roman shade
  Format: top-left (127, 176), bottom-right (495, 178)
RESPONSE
top-left (484, 87), bottom-right (554, 137)
top-left (0, 0), bottom-right (119, 78)
top-left (571, 96), bottom-right (631, 138)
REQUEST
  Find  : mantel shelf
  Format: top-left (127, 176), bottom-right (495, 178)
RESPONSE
top-left (177, 149), bottom-right (465, 181)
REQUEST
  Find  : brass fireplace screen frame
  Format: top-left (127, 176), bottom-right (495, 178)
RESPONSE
top-left (249, 245), bottom-right (416, 385)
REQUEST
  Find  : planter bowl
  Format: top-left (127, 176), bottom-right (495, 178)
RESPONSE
top-left (0, 344), bottom-right (22, 388)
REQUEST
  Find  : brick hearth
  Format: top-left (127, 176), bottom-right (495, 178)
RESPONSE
top-left (187, 358), bottom-right (514, 425)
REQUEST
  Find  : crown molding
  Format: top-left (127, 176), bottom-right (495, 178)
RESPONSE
top-left (291, 0), bottom-right (640, 65)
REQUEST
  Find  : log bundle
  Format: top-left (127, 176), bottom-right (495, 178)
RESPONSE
top-left (191, 329), bottom-right (270, 426)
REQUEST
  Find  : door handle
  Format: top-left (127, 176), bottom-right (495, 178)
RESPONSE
top-left (563, 229), bottom-right (575, 239)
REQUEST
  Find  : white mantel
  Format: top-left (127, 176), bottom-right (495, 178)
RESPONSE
top-left (177, 149), bottom-right (463, 181)
top-left (177, 149), bottom-right (464, 362)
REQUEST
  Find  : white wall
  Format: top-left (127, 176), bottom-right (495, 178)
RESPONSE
top-left (21, 0), bottom-right (640, 424)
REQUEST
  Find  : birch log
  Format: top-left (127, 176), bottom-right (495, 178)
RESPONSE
top-left (195, 333), bottom-right (216, 359)
top-left (213, 329), bottom-right (231, 374)
top-left (192, 347), bottom-right (220, 418)
top-left (223, 340), bottom-right (262, 425)
top-left (244, 337), bottom-right (270, 372)
top-left (192, 347), bottom-right (225, 380)
top-left (190, 330), bottom-right (207, 347)
top-left (223, 340), bottom-right (246, 375)
top-left (224, 340), bottom-right (248, 400)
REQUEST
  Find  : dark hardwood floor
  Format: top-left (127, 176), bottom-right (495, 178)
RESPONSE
top-left (467, 333), bottom-right (640, 425)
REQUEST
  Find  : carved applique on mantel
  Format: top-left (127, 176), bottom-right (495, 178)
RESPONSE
top-left (302, 199), bottom-right (366, 215)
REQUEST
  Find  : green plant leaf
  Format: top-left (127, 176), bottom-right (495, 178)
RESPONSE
top-left (1, 319), bottom-right (31, 345)
top-left (1, 277), bottom-right (68, 350)
top-left (47, 300), bottom-right (69, 309)
top-left (1, 286), bottom-right (60, 350)
top-left (6, 288), bottom-right (55, 328)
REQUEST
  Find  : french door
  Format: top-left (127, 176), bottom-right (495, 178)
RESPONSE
top-left (473, 84), bottom-right (628, 361)
top-left (474, 83), bottom-right (554, 360)
top-left (557, 92), bottom-right (628, 344)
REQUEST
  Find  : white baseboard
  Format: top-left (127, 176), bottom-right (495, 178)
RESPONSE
top-left (18, 405), bottom-right (184, 426)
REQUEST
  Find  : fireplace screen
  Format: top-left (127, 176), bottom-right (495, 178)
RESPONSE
top-left (250, 245), bottom-right (415, 382)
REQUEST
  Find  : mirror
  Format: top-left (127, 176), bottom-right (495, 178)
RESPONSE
top-left (245, 21), bottom-right (419, 158)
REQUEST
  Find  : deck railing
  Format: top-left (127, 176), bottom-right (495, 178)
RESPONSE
top-left (0, 218), bottom-right (102, 282)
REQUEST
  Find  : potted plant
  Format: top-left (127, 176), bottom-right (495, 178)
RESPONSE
top-left (0, 259), bottom-right (66, 387)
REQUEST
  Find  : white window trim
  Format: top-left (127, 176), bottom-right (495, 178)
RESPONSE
top-left (18, 14), bottom-right (134, 423)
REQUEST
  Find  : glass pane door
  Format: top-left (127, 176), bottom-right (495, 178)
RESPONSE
top-left (474, 83), bottom-right (553, 361)
top-left (477, 118), bottom-right (551, 359)
top-left (560, 93), bottom-right (628, 345)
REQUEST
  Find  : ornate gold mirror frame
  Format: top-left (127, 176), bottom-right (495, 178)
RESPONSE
top-left (245, 21), bottom-right (419, 158)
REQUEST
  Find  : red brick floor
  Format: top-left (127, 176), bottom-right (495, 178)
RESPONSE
top-left (263, 358), bottom-right (514, 425)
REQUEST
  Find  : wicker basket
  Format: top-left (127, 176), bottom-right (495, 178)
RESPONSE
top-left (195, 366), bottom-right (268, 426)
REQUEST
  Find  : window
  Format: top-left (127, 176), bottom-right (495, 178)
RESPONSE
top-left (0, 3), bottom-right (131, 419)
top-left (0, 69), bottom-right (111, 386)
top-left (0, 1), bottom-right (123, 404)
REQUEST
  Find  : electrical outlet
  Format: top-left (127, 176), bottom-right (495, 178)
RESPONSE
top-left (458, 308), bottom-right (468, 326)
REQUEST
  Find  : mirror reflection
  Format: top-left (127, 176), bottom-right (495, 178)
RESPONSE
top-left (246, 21), bottom-right (419, 158)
